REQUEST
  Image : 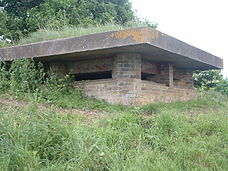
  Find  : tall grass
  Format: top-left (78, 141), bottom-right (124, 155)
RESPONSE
top-left (18, 24), bottom-right (124, 45)
top-left (0, 91), bottom-right (227, 170)
top-left (0, 59), bottom-right (227, 170)
top-left (17, 22), bottom-right (156, 45)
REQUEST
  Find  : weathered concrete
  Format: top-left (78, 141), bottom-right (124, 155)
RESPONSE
top-left (0, 27), bottom-right (223, 70)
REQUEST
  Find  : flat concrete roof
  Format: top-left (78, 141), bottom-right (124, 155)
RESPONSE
top-left (0, 27), bottom-right (223, 70)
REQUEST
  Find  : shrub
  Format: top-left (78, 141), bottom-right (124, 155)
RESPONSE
top-left (214, 79), bottom-right (228, 96)
top-left (0, 62), bottom-right (10, 91)
top-left (193, 70), bottom-right (228, 96)
top-left (44, 71), bottom-right (74, 94)
top-left (193, 70), bottom-right (223, 90)
top-left (9, 59), bottom-right (45, 93)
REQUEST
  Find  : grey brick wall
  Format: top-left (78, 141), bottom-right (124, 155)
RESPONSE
top-left (50, 53), bottom-right (196, 105)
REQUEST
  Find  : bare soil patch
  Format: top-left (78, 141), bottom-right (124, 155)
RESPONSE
top-left (0, 97), bottom-right (106, 122)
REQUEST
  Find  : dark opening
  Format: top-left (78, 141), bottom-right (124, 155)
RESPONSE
top-left (141, 72), bottom-right (155, 81)
top-left (74, 71), bottom-right (112, 81)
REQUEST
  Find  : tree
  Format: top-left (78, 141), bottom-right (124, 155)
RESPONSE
top-left (0, 0), bottom-right (44, 17)
top-left (0, 0), bottom-right (45, 40)
top-left (0, 0), bottom-right (135, 42)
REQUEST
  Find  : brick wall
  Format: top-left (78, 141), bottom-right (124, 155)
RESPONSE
top-left (50, 53), bottom-right (196, 106)
top-left (111, 53), bottom-right (142, 104)
top-left (145, 63), bottom-right (173, 87)
top-left (75, 79), bottom-right (196, 106)
top-left (74, 53), bottom-right (196, 106)
top-left (76, 79), bottom-right (142, 105)
top-left (173, 68), bottom-right (193, 88)
top-left (67, 57), bottom-right (112, 74)
top-left (141, 60), bottom-right (157, 74)
top-left (134, 80), bottom-right (196, 105)
top-left (112, 53), bottom-right (141, 79)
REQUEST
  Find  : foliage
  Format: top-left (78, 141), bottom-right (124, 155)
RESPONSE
top-left (214, 78), bottom-right (228, 95)
top-left (0, 59), bottom-right (110, 110)
top-left (193, 70), bottom-right (223, 89)
top-left (0, 41), bottom-right (11, 48)
top-left (0, 0), bottom-right (44, 17)
top-left (0, 59), bottom-right (72, 94)
top-left (8, 59), bottom-right (45, 93)
top-left (0, 62), bottom-right (10, 91)
top-left (0, 6), bottom-right (28, 41)
top-left (0, 91), bottom-right (227, 170)
top-left (193, 70), bottom-right (228, 95)
top-left (0, 0), bottom-right (136, 42)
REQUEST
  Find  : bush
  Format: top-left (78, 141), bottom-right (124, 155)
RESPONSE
top-left (44, 71), bottom-right (74, 93)
top-left (193, 70), bottom-right (228, 96)
top-left (0, 59), bottom-right (89, 108)
top-left (9, 59), bottom-right (45, 93)
top-left (193, 70), bottom-right (223, 90)
top-left (0, 62), bottom-right (10, 91)
top-left (2, 58), bottom-right (74, 94)
top-left (214, 79), bottom-right (228, 96)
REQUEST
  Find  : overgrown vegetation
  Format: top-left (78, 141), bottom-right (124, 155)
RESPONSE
top-left (0, 59), bottom-right (119, 111)
top-left (0, 90), bottom-right (227, 170)
top-left (0, 57), bottom-right (227, 170)
top-left (193, 70), bottom-right (228, 95)
top-left (0, 0), bottom-right (157, 47)
top-left (18, 22), bottom-right (157, 45)
top-left (0, 0), bottom-right (150, 43)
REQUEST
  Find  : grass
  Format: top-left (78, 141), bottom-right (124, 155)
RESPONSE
top-left (0, 56), bottom-right (227, 170)
top-left (18, 23), bottom-right (125, 45)
top-left (0, 22), bottom-right (157, 48)
top-left (1, 24), bottom-right (125, 48)
top-left (2, 22), bottom-right (155, 47)
top-left (0, 90), bottom-right (227, 170)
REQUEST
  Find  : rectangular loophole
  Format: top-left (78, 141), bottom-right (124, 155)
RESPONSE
top-left (141, 72), bottom-right (155, 81)
top-left (74, 71), bottom-right (112, 81)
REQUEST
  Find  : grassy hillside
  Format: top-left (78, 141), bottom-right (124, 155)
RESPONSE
top-left (0, 91), bottom-right (227, 170)
top-left (0, 59), bottom-right (227, 170)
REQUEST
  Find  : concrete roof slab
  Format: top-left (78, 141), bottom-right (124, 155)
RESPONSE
top-left (0, 27), bottom-right (223, 70)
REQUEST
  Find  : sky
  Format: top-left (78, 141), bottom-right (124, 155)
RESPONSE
top-left (130, 0), bottom-right (228, 78)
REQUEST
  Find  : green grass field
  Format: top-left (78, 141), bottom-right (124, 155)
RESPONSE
top-left (0, 90), bottom-right (227, 170)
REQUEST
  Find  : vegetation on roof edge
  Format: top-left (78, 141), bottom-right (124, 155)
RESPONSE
top-left (0, 22), bottom-right (157, 48)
